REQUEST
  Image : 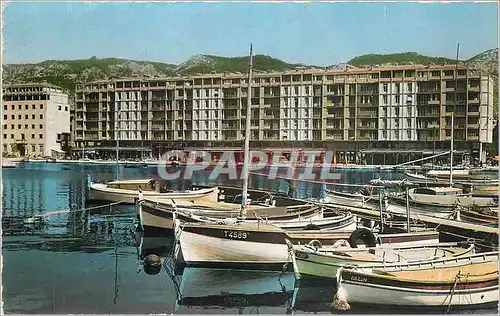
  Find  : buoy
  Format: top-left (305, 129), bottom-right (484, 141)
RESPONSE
top-left (331, 285), bottom-right (351, 311)
top-left (143, 254), bottom-right (162, 275)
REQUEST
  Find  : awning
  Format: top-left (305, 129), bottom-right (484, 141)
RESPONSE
top-left (359, 149), bottom-right (466, 155)
top-left (72, 147), bottom-right (152, 152)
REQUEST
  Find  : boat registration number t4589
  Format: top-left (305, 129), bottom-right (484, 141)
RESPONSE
top-left (223, 231), bottom-right (249, 239)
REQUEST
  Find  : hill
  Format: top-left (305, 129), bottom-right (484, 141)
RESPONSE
top-left (174, 54), bottom-right (310, 75)
top-left (347, 52), bottom-right (458, 67)
top-left (3, 49), bottom-right (497, 95)
top-left (3, 56), bottom-right (177, 91)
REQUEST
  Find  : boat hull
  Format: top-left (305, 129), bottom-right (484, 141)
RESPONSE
top-left (292, 241), bottom-right (473, 282)
top-left (324, 193), bottom-right (368, 208)
top-left (410, 191), bottom-right (495, 207)
top-left (340, 271), bottom-right (497, 307)
top-left (176, 225), bottom-right (290, 270)
top-left (89, 184), bottom-right (218, 204)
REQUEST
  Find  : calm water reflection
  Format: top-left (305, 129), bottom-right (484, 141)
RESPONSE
top-left (3, 163), bottom-right (494, 314)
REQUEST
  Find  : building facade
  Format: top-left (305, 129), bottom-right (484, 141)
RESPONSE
top-left (2, 83), bottom-right (71, 157)
top-left (74, 65), bottom-right (494, 163)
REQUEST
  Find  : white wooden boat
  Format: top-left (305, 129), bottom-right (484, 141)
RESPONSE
top-left (138, 199), bottom-right (322, 231)
top-left (289, 240), bottom-right (474, 282)
top-left (87, 175), bottom-right (219, 204)
top-left (427, 169), bottom-right (470, 179)
top-left (173, 208), bottom-right (357, 232)
top-left (173, 218), bottom-right (376, 270)
top-left (174, 267), bottom-right (295, 311)
top-left (335, 251), bottom-right (498, 310)
top-left (407, 187), bottom-right (496, 208)
top-left (406, 172), bottom-right (496, 186)
top-left (324, 190), bottom-right (375, 208)
top-left (2, 160), bottom-right (18, 168)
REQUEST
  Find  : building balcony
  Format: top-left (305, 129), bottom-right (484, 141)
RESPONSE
top-left (357, 112), bottom-right (378, 118)
top-left (467, 124), bottom-right (480, 129)
top-left (468, 86), bottom-right (480, 92)
top-left (151, 116), bottom-right (166, 121)
top-left (357, 125), bottom-right (377, 129)
top-left (357, 136), bottom-right (376, 141)
top-left (222, 124), bottom-right (239, 130)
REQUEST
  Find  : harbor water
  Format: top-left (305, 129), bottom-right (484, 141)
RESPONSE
top-left (2, 163), bottom-right (497, 314)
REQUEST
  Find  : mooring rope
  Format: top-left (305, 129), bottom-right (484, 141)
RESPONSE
top-left (249, 171), bottom-right (385, 188)
top-left (23, 199), bottom-right (134, 220)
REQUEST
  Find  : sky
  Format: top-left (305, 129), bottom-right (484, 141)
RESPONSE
top-left (2, 1), bottom-right (498, 66)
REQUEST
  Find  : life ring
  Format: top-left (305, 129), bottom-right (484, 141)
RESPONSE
top-left (348, 228), bottom-right (377, 248)
top-left (307, 239), bottom-right (322, 249)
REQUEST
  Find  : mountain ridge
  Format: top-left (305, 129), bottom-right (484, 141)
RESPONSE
top-left (3, 49), bottom-right (497, 92)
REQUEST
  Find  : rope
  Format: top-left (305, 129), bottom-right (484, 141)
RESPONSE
top-left (445, 272), bottom-right (461, 314)
top-left (28, 199), bottom-right (134, 219)
top-left (249, 171), bottom-right (385, 188)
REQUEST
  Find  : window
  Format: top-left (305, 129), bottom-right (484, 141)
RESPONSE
top-left (18, 124), bottom-right (21, 129)
top-left (10, 134), bottom-right (14, 139)
top-left (21, 134), bottom-right (25, 140)
top-left (32, 115), bottom-right (35, 119)
top-left (24, 124), bottom-right (28, 129)
top-left (39, 145), bottom-right (44, 152)
top-left (58, 106), bottom-right (61, 110)
top-left (3, 105), bottom-right (6, 110)
top-left (32, 104), bottom-right (36, 110)
top-left (39, 134), bottom-right (43, 139)
top-left (3, 144), bottom-right (8, 152)
top-left (11, 105), bottom-right (14, 110)
top-left (40, 104), bottom-right (43, 109)
top-left (32, 134), bottom-right (35, 139)
top-left (39, 124), bottom-right (43, 129)
top-left (25, 115), bottom-right (28, 119)
top-left (395, 95), bottom-right (400, 103)
top-left (11, 115), bottom-right (14, 119)
top-left (10, 124), bottom-right (14, 129)
top-left (18, 105), bottom-right (21, 110)
top-left (65, 106), bottom-right (68, 111)
top-left (25, 104), bottom-right (28, 110)
top-left (407, 83), bottom-right (413, 92)
top-left (32, 124), bottom-right (35, 129)
top-left (32, 145), bottom-right (36, 152)
top-left (3, 115), bottom-right (6, 120)
top-left (3, 124), bottom-right (6, 129)
top-left (40, 114), bottom-right (43, 119)
top-left (3, 134), bottom-right (6, 139)
top-left (383, 83), bottom-right (388, 92)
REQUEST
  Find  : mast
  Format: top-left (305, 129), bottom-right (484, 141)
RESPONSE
top-left (115, 101), bottom-right (120, 180)
top-left (240, 44), bottom-right (254, 219)
top-left (450, 43), bottom-right (460, 187)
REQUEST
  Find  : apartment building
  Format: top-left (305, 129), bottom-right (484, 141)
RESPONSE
top-left (74, 65), bottom-right (494, 162)
top-left (2, 83), bottom-right (70, 157)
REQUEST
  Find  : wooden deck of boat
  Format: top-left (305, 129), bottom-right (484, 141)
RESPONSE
top-left (323, 202), bottom-right (498, 242)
